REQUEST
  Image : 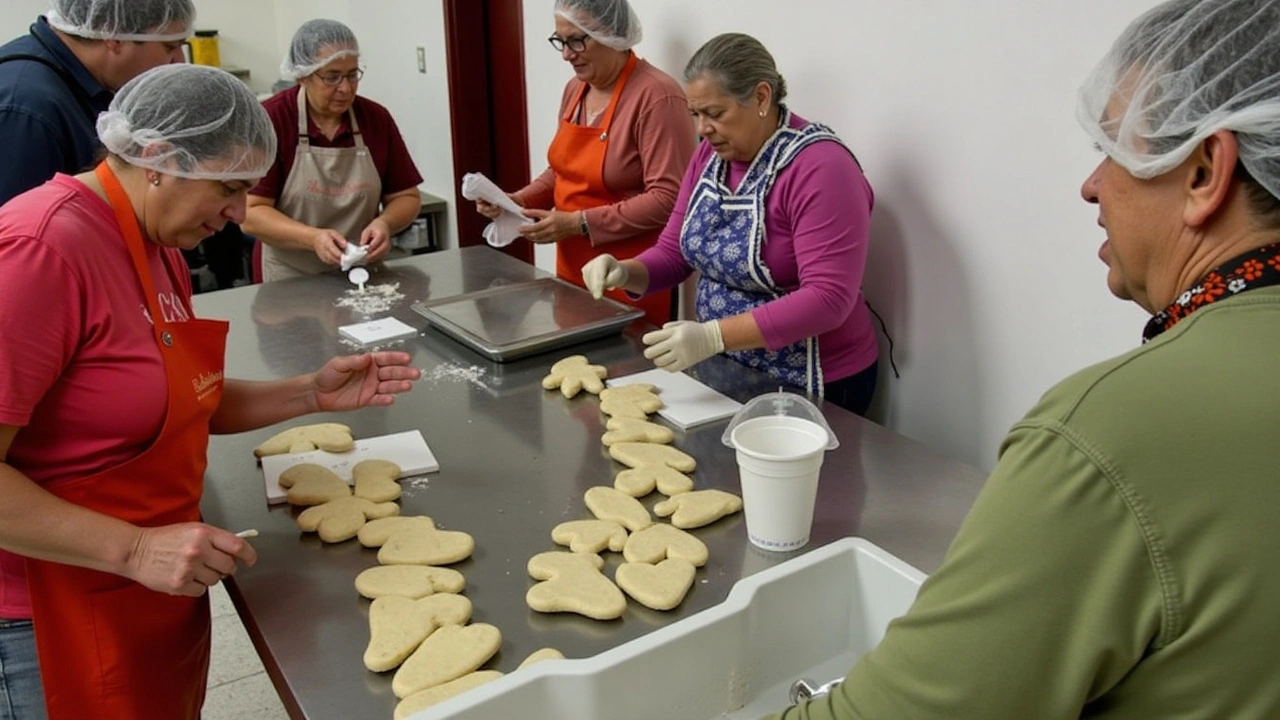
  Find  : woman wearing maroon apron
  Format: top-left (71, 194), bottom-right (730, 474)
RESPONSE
top-left (475, 0), bottom-right (696, 328)
top-left (0, 65), bottom-right (419, 720)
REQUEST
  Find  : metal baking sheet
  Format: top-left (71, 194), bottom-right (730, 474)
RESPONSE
top-left (411, 277), bottom-right (644, 361)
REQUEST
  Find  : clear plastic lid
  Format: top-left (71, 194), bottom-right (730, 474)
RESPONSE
top-left (721, 390), bottom-right (839, 451)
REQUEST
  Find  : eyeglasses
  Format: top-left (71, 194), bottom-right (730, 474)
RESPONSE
top-left (547, 34), bottom-right (590, 53)
top-left (313, 68), bottom-right (364, 87)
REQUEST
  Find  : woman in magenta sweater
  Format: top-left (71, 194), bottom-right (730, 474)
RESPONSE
top-left (583, 32), bottom-right (879, 415)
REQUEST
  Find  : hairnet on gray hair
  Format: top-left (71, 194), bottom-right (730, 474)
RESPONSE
top-left (96, 65), bottom-right (276, 181)
top-left (1078, 0), bottom-right (1280, 201)
top-left (46, 0), bottom-right (194, 42)
top-left (684, 33), bottom-right (787, 108)
top-left (554, 0), bottom-right (641, 51)
top-left (280, 19), bottom-right (359, 80)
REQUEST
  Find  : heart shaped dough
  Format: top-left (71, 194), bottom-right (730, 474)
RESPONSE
top-left (551, 519), bottom-right (628, 554)
top-left (253, 422), bottom-right (353, 457)
top-left (353, 459), bottom-right (403, 503)
top-left (355, 565), bottom-right (465, 600)
top-left (365, 593), bottom-right (472, 672)
top-left (358, 515), bottom-right (436, 547)
top-left (608, 442), bottom-right (696, 473)
top-left (296, 496), bottom-right (399, 543)
top-left (584, 486), bottom-right (652, 532)
top-left (378, 526), bottom-right (475, 566)
top-left (616, 558), bottom-right (697, 611)
top-left (393, 671), bottom-right (504, 720)
top-left (601, 417), bottom-right (674, 446)
top-left (392, 623), bottom-right (502, 698)
top-left (277, 463), bottom-right (351, 506)
top-left (526, 551), bottom-right (626, 620)
top-left (517, 647), bottom-right (565, 669)
top-left (541, 355), bottom-right (607, 398)
top-left (614, 465), bottom-right (695, 498)
top-left (623, 523), bottom-right (709, 567)
top-left (653, 489), bottom-right (743, 529)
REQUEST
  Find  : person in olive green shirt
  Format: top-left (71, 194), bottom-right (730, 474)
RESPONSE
top-left (769, 1), bottom-right (1280, 718)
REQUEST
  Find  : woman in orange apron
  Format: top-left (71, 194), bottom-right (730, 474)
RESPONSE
top-left (0, 65), bottom-right (420, 720)
top-left (475, 0), bottom-right (696, 328)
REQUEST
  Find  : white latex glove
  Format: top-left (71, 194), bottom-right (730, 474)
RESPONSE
top-left (581, 254), bottom-right (629, 300)
top-left (642, 320), bottom-right (725, 373)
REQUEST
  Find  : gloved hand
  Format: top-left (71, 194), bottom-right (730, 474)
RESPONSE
top-left (642, 320), bottom-right (724, 373)
top-left (582, 254), bottom-right (629, 299)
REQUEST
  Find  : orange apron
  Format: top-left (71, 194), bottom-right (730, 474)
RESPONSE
top-left (24, 163), bottom-right (229, 720)
top-left (548, 51), bottom-right (672, 327)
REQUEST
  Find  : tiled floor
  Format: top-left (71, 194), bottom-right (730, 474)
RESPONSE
top-left (206, 581), bottom-right (290, 720)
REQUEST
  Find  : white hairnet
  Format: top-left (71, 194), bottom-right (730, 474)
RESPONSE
top-left (96, 65), bottom-right (276, 181)
top-left (1078, 0), bottom-right (1280, 200)
top-left (554, 0), bottom-right (641, 51)
top-left (46, 0), bottom-right (194, 42)
top-left (280, 19), bottom-right (359, 80)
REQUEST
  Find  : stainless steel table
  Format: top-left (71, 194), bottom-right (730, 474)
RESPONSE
top-left (195, 247), bottom-right (988, 720)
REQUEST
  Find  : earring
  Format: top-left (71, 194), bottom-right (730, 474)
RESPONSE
top-left (149, 175), bottom-right (160, 186)
top-left (759, 109), bottom-right (766, 118)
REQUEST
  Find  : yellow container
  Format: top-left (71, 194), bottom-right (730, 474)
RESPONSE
top-left (189, 30), bottom-right (220, 67)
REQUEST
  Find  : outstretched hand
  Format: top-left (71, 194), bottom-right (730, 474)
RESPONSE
top-left (311, 351), bottom-right (421, 412)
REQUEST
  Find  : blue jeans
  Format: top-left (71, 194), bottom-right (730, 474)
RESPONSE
top-left (0, 619), bottom-right (45, 720)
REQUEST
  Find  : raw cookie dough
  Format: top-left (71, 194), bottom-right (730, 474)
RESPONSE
top-left (601, 417), bottom-right (673, 446)
top-left (277, 463), bottom-right (351, 506)
top-left (517, 647), bottom-right (565, 669)
top-left (358, 515), bottom-right (436, 547)
top-left (352, 459), bottom-right (403, 503)
top-left (584, 486), bottom-right (652, 532)
top-left (365, 593), bottom-right (473, 672)
top-left (393, 623), bottom-right (503, 698)
top-left (541, 355), bottom-right (607, 399)
top-left (355, 565), bottom-right (466, 600)
top-left (623, 523), bottom-right (709, 567)
top-left (551, 519), bottom-right (628, 554)
top-left (598, 384), bottom-right (662, 418)
top-left (608, 442), bottom-right (696, 473)
top-left (296, 496), bottom-right (399, 543)
top-left (378, 526), bottom-right (476, 566)
top-left (393, 671), bottom-right (504, 720)
top-left (616, 558), bottom-right (697, 611)
top-left (526, 551), bottom-right (626, 620)
top-left (614, 465), bottom-right (695, 498)
top-left (653, 489), bottom-right (743, 529)
top-left (254, 422), bottom-right (354, 457)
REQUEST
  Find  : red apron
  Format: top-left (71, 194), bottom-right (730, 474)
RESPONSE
top-left (24, 163), bottom-right (229, 720)
top-left (549, 51), bottom-right (672, 327)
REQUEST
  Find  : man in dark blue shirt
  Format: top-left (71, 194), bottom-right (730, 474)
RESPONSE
top-left (0, 0), bottom-right (193, 206)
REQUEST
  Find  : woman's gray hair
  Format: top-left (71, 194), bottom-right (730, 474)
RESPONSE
top-left (683, 33), bottom-right (787, 107)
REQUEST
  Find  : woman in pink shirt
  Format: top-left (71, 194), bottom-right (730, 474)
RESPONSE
top-left (584, 33), bottom-right (880, 415)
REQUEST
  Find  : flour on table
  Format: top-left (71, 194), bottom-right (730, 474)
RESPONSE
top-left (335, 282), bottom-right (404, 315)
top-left (423, 363), bottom-right (488, 391)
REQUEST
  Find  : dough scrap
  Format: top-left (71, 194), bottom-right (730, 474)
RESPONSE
top-left (393, 671), bottom-right (504, 720)
top-left (608, 442), bottom-right (696, 473)
top-left (378, 526), bottom-right (475, 566)
top-left (277, 463), bottom-right (351, 506)
top-left (623, 523), bottom-right (709, 567)
top-left (352, 459), bottom-right (403, 503)
top-left (365, 593), bottom-right (472, 672)
top-left (601, 417), bottom-right (673, 446)
top-left (653, 489), bottom-right (743, 529)
top-left (526, 551), bottom-right (626, 620)
top-left (614, 465), bottom-right (695, 498)
top-left (355, 565), bottom-right (466, 600)
top-left (541, 355), bottom-right (607, 399)
top-left (358, 515), bottom-right (436, 547)
top-left (296, 496), bottom-right (399, 543)
top-left (598, 384), bottom-right (662, 418)
top-left (616, 558), bottom-right (697, 611)
top-left (254, 422), bottom-right (354, 457)
top-left (550, 519), bottom-right (628, 554)
top-left (584, 486), bottom-right (652, 532)
top-left (393, 623), bottom-right (503, 698)
top-left (517, 647), bottom-right (565, 669)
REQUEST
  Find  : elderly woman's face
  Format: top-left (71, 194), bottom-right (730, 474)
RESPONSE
top-left (302, 49), bottom-right (360, 119)
top-left (144, 174), bottom-right (256, 250)
top-left (553, 16), bottom-right (617, 87)
top-left (685, 75), bottom-right (770, 163)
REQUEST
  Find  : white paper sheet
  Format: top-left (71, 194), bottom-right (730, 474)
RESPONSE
top-left (261, 430), bottom-right (439, 505)
top-left (338, 317), bottom-right (419, 345)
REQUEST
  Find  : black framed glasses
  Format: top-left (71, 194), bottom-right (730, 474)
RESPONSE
top-left (547, 34), bottom-right (589, 53)
top-left (314, 68), bottom-right (364, 87)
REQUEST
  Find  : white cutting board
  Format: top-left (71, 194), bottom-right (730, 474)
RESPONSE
top-left (606, 369), bottom-right (741, 430)
top-left (260, 430), bottom-right (439, 505)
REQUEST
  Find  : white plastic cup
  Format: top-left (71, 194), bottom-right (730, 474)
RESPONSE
top-left (731, 415), bottom-right (829, 552)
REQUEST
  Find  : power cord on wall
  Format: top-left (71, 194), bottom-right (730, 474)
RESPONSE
top-left (865, 300), bottom-right (900, 378)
